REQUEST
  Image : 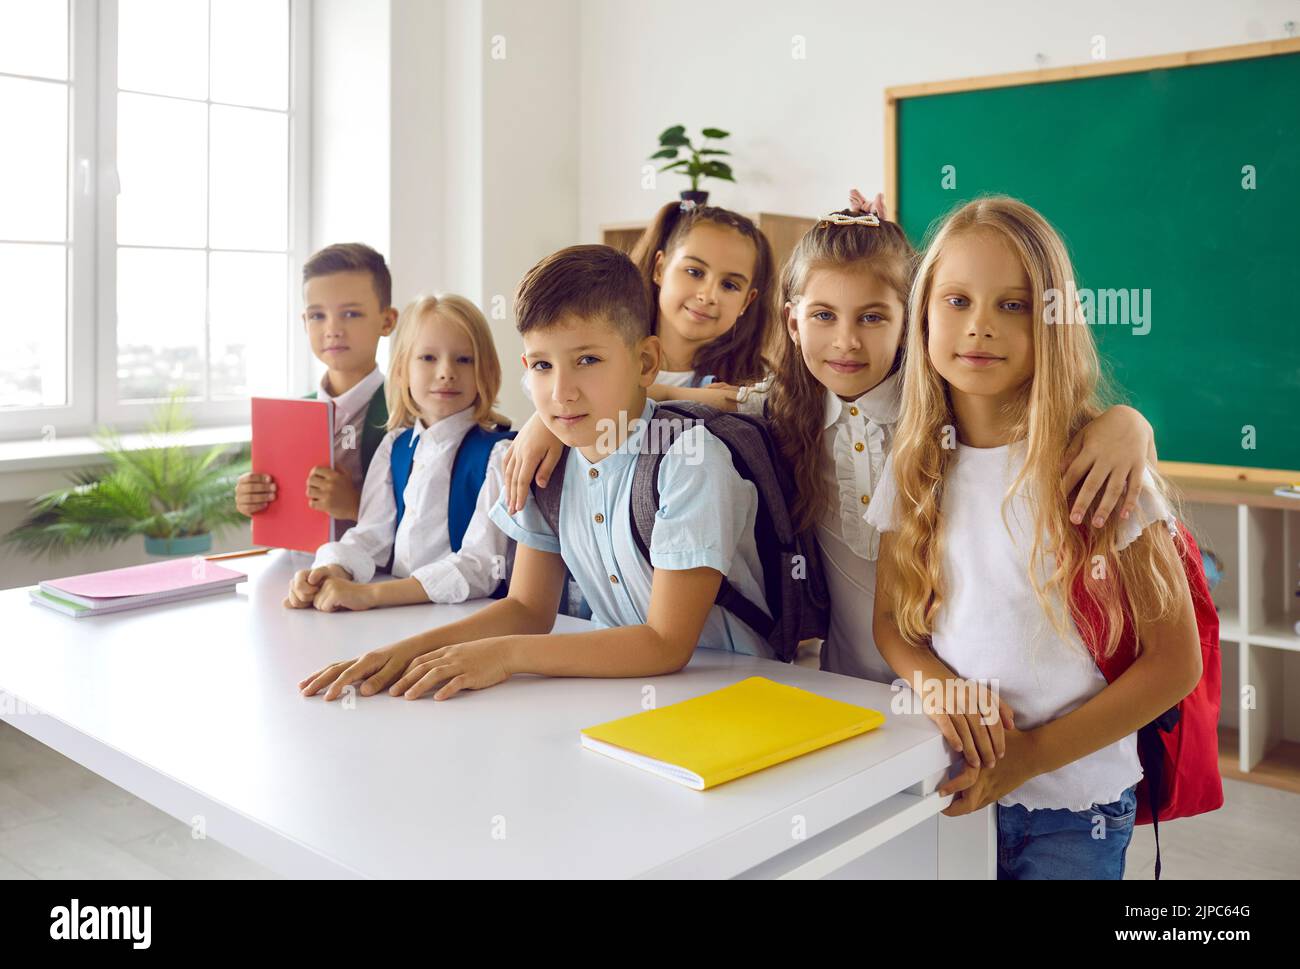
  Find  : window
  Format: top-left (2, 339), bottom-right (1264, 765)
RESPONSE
top-left (0, 0), bottom-right (309, 441)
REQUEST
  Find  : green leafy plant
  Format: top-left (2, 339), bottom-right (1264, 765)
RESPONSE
top-left (3, 394), bottom-right (250, 558)
top-left (649, 125), bottom-right (735, 192)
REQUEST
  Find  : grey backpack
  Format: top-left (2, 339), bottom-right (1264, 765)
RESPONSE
top-left (530, 400), bottom-right (829, 661)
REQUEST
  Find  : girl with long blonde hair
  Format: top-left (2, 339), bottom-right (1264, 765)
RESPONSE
top-left (867, 196), bottom-right (1203, 879)
top-left (286, 293), bottom-right (515, 612)
top-left (759, 190), bottom-right (1160, 685)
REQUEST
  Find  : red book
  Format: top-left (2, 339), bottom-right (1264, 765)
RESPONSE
top-left (250, 397), bottom-right (334, 552)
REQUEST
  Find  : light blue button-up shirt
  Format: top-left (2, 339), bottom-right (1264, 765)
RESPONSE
top-left (488, 399), bottom-right (773, 657)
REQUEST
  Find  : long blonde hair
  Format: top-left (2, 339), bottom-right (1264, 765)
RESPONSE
top-left (889, 195), bottom-right (1186, 660)
top-left (385, 294), bottom-right (510, 432)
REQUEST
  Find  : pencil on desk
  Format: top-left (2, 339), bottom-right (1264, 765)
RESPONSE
top-left (205, 548), bottom-right (272, 561)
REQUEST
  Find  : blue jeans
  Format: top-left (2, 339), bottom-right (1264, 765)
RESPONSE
top-left (996, 784), bottom-right (1138, 879)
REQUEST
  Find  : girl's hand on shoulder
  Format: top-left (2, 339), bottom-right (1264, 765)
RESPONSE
top-left (1061, 404), bottom-right (1156, 529)
top-left (502, 412), bottom-right (564, 516)
top-left (939, 724), bottom-right (1040, 816)
top-left (660, 382), bottom-right (741, 411)
top-left (694, 382), bottom-right (741, 412)
top-left (387, 638), bottom-right (514, 701)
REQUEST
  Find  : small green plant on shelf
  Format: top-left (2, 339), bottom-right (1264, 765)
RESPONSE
top-left (649, 124), bottom-right (735, 203)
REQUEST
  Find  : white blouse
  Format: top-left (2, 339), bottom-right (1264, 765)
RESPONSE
top-left (819, 371), bottom-right (902, 561)
top-left (311, 406), bottom-right (511, 603)
top-left (742, 371), bottom-right (902, 682)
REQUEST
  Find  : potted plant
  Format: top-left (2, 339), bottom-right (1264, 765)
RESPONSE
top-left (3, 394), bottom-right (250, 559)
top-left (649, 124), bottom-right (735, 205)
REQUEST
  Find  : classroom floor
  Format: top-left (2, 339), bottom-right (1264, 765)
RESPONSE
top-left (2, 711), bottom-right (1296, 880)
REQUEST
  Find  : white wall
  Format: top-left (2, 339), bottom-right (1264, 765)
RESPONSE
top-left (480, 0), bottom-right (579, 422)
top-left (576, 0), bottom-right (1299, 240)
top-left (311, 0), bottom-right (391, 255)
top-left (317, 0), bottom-right (579, 425)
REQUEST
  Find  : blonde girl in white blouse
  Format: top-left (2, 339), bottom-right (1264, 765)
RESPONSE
top-left (284, 294), bottom-right (514, 612)
top-left (761, 192), bottom-right (1159, 683)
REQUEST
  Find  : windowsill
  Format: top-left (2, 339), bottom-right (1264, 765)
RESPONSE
top-left (0, 425), bottom-right (251, 504)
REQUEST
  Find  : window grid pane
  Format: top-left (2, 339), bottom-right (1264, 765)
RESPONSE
top-left (0, 2), bottom-right (71, 412)
top-left (0, 0), bottom-right (69, 81)
top-left (114, 0), bottom-right (293, 409)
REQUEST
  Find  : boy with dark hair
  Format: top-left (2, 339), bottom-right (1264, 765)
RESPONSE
top-left (300, 244), bottom-right (773, 702)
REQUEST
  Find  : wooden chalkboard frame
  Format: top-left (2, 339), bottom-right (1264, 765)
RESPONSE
top-left (883, 36), bottom-right (1300, 484)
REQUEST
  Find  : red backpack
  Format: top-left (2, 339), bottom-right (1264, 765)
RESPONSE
top-left (1069, 519), bottom-right (1224, 879)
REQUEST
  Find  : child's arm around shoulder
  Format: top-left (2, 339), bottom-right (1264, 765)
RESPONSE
top-left (1063, 404), bottom-right (1158, 529)
top-left (648, 381), bottom-right (743, 412)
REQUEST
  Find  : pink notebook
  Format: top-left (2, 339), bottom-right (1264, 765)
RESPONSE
top-left (43, 558), bottom-right (246, 604)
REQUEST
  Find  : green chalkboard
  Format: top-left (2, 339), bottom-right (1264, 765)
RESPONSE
top-left (895, 49), bottom-right (1300, 474)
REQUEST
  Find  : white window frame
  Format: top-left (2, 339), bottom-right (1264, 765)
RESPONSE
top-left (0, 0), bottom-right (312, 443)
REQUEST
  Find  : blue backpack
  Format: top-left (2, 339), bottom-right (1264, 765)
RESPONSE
top-left (389, 424), bottom-right (516, 598)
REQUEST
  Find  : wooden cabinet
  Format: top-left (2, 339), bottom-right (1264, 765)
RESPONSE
top-left (600, 212), bottom-right (818, 276)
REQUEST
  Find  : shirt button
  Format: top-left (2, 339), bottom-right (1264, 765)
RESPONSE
top-left (849, 407), bottom-right (859, 416)
top-left (861, 494), bottom-right (870, 505)
top-left (588, 468), bottom-right (599, 479)
top-left (854, 442), bottom-right (865, 452)
top-left (609, 574), bottom-right (619, 584)
top-left (594, 513), bottom-right (605, 524)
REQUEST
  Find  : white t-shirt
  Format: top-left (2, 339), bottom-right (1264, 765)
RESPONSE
top-left (865, 440), bottom-right (1177, 811)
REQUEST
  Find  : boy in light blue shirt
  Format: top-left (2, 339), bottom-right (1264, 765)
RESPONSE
top-left (490, 395), bottom-right (771, 657)
top-left (300, 244), bottom-right (772, 703)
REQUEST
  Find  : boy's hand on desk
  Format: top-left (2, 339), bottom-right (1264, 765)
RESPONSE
top-left (306, 466), bottom-right (361, 520)
top-left (938, 725), bottom-right (1041, 816)
top-left (235, 472), bottom-right (276, 516)
top-left (299, 640), bottom-right (424, 701)
top-left (388, 638), bottom-right (512, 701)
top-left (283, 565), bottom-right (349, 609)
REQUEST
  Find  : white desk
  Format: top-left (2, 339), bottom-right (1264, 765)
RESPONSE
top-left (0, 551), bottom-right (993, 879)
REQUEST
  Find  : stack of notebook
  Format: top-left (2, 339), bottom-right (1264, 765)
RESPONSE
top-left (581, 676), bottom-right (885, 790)
top-left (29, 558), bottom-right (247, 618)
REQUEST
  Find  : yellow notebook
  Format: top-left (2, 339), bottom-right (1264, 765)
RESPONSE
top-left (580, 676), bottom-right (886, 790)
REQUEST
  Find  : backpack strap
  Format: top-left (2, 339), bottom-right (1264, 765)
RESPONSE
top-left (360, 385), bottom-right (389, 474)
top-left (449, 425), bottom-right (516, 552)
top-left (626, 402), bottom-right (777, 641)
top-left (530, 446), bottom-right (569, 539)
top-left (525, 448), bottom-right (589, 617)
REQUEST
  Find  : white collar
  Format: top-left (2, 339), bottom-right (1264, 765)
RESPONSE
top-left (822, 370), bottom-right (903, 430)
top-left (407, 404), bottom-right (479, 447)
top-left (319, 365), bottom-right (384, 424)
